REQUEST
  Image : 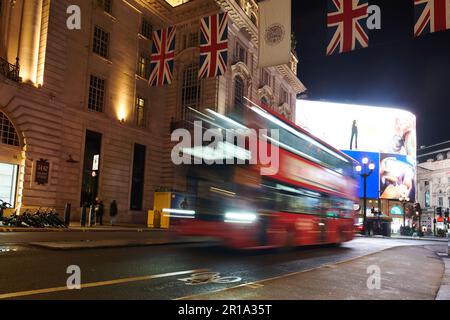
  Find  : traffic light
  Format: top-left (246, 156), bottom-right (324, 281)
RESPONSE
top-left (445, 208), bottom-right (449, 218)
top-left (437, 207), bottom-right (443, 216)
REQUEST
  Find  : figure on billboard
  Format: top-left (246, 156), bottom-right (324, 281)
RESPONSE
top-left (386, 117), bottom-right (416, 157)
top-left (379, 155), bottom-right (415, 200)
top-left (350, 120), bottom-right (358, 150)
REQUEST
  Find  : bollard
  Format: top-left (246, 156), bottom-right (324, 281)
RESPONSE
top-left (64, 203), bottom-right (71, 227)
top-left (80, 205), bottom-right (87, 227)
top-left (88, 205), bottom-right (95, 227)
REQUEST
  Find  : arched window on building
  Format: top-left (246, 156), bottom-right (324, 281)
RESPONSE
top-left (1, 112), bottom-right (20, 147)
top-left (234, 75), bottom-right (245, 114)
top-left (447, 151), bottom-right (450, 159)
top-left (181, 63), bottom-right (201, 122)
top-left (437, 153), bottom-right (444, 161)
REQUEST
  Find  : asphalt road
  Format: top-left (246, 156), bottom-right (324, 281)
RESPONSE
top-left (0, 236), bottom-right (445, 300)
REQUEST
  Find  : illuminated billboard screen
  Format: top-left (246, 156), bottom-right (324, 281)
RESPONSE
top-left (296, 100), bottom-right (417, 200)
top-left (379, 153), bottom-right (416, 200)
top-left (296, 100), bottom-right (417, 158)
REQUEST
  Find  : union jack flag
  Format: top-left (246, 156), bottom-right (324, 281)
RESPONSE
top-left (199, 12), bottom-right (229, 79)
top-left (414, 0), bottom-right (450, 37)
top-left (149, 26), bottom-right (176, 86)
top-left (327, 0), bottom-right (369, 56)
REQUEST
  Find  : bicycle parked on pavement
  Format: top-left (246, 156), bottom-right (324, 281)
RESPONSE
top-left (0, 205), bottom-right (66, 228)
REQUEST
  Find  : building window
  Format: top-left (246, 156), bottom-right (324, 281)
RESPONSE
top-left (88, 75), bottom-right (106, 112)
top-left (234, 41), bottom-right (247, 64)
top-left (137, 55), bottom-right (151, 79)
top-left (261, 69), bottom-right (270, 86)
top-left (93, 26), bottom-right (109, 58)
top-left (0, 112), bottom-right (20, 147)
top-left (130, 144), bottom-right (146, 211)
top-left (280, 87), bottom-right (289, 104)
top-left (135, 97), bottom-right (146, 128)
top-left (181, 63), bottom-right (201, 121)
top-left (97, 0), bottom-right (112, 13)
top-left (141, 18), bottom-right (152, 39)
top-left (438, 197), bottom-right (443, 207)
top-left (0, 163), bottom-right (18, 206)
top-left (424, 181), bottom-right (429, 186)
top-left (437, 153), bottom-right (444, 161)
top-left (181, 32), bottom-right (199, 50)
top-left (234, 76), bottom-right (245, 109)
top-left (425, 190), bottom-right (430, 208)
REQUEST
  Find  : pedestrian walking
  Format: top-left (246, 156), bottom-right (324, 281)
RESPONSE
top-left (95, 198), bottom-right (105, 226)
top-left (109, 200), bottom-right (118, 226)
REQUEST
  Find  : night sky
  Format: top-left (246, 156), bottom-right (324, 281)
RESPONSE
top-left (292, 0), bottom-right (450, 147)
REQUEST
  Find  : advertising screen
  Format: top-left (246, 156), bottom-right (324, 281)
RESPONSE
top-left (379, 153), bottom-right (416, 200)
top-left (296, 100), bottom-right (417, 200)
top-left (296, 100), bottom-right (417, 158)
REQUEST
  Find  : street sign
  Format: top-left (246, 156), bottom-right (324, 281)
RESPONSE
top-left (92, 154), bottom-right (99, 171)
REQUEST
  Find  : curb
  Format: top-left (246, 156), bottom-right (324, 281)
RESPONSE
top-left (0, 227), bottom-right (166, 233)
top-left (28, 237), bottom-right (218, 250)
top-left (436, 254), bottom-right (450, 300)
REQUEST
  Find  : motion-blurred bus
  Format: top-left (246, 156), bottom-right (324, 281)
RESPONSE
top-left (170, 100), bottom-right (359, 249)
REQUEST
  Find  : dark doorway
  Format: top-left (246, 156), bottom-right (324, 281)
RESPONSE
top-left (130, 143), bottom-right (146, 211)
top-left (80, 130), bottom-right (102, 207)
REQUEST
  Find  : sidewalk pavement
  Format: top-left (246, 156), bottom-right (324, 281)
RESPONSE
top-left (179, 245), bottom-right (445, 300)
top-left (0, 222), bottom-right (157, 233)
top-left (356, 234), bottom-right (448, 243)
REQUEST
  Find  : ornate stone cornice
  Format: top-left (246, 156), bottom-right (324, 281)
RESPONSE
top-left (257, 85), bottom-right (274, 99)
top-left (275, 54), bottom-right (307, 94)
top-left (215, 0), bottom-right (258, 43)
top-left (231, 61), bottom-right (252, 80)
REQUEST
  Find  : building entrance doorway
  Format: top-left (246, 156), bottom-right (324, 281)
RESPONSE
top-left (80, 130), bottom-right (102, 207)
top-left (0, 111), bottom-right (22, 209)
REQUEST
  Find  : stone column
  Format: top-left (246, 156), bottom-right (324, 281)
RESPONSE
top-left (18, 0), bottom-right (43, 84)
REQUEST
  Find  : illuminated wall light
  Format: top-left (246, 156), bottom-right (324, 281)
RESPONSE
top-left (117, 106), bottom-right (127, 124)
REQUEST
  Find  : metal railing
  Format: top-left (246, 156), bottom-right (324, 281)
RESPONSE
top-left (0, 57), bottom-right (20, 82)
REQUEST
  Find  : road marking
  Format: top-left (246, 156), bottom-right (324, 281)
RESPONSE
top-left (175, 247), bottom-right (405, 300)
top-left (244, 283), bottom-right (264, 289)
top-left (0, 269), bottom-right (208, 300)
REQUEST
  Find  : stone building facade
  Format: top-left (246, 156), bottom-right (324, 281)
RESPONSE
top-left (416, 141), bottom-right (450, 231)
top-left (0, 0), bottom-right (305, 224)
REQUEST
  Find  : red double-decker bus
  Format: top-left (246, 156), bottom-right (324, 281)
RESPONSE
top-left (171, 100), bottom-right (358, 249)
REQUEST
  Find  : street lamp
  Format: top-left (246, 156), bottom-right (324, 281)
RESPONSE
top-left (355, 157), bottom-right (376, 235)
top-left (399, 193), bottom-right (410, 228)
